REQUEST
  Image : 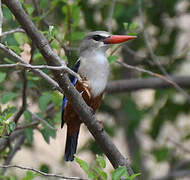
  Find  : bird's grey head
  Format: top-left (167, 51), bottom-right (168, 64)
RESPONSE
top-left (79, 31), bottom-right (111, 55)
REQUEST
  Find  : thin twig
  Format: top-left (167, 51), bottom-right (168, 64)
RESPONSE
top-left (28, 110), bottom-right (56, 130)
top-left (137, 0), bottom-right (190, 103)
top-left (0, 164), bottom-right (86, 180)
top-left (0, 62), bottom-right (82, 82)
top-left (1, 28), bottom-right (25, 37)
top-left (15, 121), bottom-right (39, 130)
top-left (0, 43), bottom-right (62, 93)
top-left (116, 60), bottom-right (179, 87)
top-left (1, 134), bottom-right (25, 175)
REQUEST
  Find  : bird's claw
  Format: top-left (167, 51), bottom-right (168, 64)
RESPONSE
top-left (81, 80), bottom-right (91, 99)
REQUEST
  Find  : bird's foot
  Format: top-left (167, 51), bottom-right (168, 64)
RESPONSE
top-left (81, 80), bottom-right (91, 99)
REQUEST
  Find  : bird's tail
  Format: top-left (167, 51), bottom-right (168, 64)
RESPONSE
top-left (64, 128), bottom-right (80, 161)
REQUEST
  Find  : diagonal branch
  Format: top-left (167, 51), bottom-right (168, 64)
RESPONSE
top-left (2, 0), bottom-right (136, 176)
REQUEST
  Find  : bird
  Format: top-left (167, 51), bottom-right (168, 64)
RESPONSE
top-left (61, 31), bottom-right (137, 161)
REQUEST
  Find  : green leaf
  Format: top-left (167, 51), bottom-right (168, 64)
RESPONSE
top-left (0, 72), bottom-right (6, 83)
top-left (33, 52), bottom-right (43, 61)
top-left (2, 5), bottom-right (13, 19)
top-left (24, 4), bottom-right (34, 15)
top-left (39, 127), bottom-right (56, 144)
top-left (129, 23), bottom-right (140, 32)
top-left (38, 93), bottom-right (51, 111)
top-left (49, 25), bottom-right (56, 39)
top-left (96, 155), bottom-right (106, 169)
top-left (123, 22), bottom-right (129, 31)
top-left (74, 156), bottom-right (90, 173)
top-left (24, 110), bottom-right (32, 122)
top-left (40, 0), bottom-right (48, 9)
top-left (39, 164), bottom-right (50, 173)
top-left (7, 121), bottom-right (16, 135)
top-left (8, 45), bottom-right (21, 54)
top-left (108, 56), bottom-right (118, 64)
top-left (123, 22), bottom-right (139, 35)
top-left (70, 31), bottom-right (85, 40)
top-left (112, 166), bottom-right (129, 180)
top-left (24, 128), bottom-right (33, 145)
top-left (14, 33), bottom-right (27, 45)
top-left (129, 173), bottom-right (141, 180)
top-left (9, 176), bottom-right (16, 180)
top-left (1, 92), bottom-right (17, 104)
top-left (93, 167), bottom-right (107, 180)
top-left (152, 147), bottom-right (171, 162)
top-left (40, 128), bottom-right (50, 144)
top-left (51, 91), bottom-right (62, 107)
top-left (87, 170), bottom-right (98, 179)
top-left (3, 57), bottom-right (15, 64)
top-left (70, 4), bottom-right (81, 27)
top-left (0, 175), bottom-right (7, 180)
top-left (21, 171), bottom-right (37, 180)
top-left (1, 106), bottom-right (17, 121)
top-left (28, 76), bottom-right (40, 81)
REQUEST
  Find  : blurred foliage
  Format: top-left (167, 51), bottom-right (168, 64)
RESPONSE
top-left (1, 0), bottom-right (190, 179)
top-left (75, 155), bottom-right (140, 180)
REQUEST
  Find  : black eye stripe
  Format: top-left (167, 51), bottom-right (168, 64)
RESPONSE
top-left (92, 35), bottom-right (105, 41)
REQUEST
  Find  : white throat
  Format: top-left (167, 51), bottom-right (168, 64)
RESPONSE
top-left (78, 49), bottom-right (110, 97)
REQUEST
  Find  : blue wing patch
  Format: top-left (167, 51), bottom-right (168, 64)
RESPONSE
top-left (61, 60), bottom-right (80, 128)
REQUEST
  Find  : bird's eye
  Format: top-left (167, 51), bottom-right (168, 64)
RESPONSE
top-left (92, 35), bottom-right (103, 41)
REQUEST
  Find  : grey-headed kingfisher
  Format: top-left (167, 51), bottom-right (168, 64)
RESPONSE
top-left (61, 31), bottom-right (136, 161)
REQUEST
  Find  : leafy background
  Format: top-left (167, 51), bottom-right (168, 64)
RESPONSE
top-left (1, 0), bottom-right (190, 179)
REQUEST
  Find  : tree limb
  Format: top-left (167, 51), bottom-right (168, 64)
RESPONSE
top-left (2, 0), bottom-right (136, 176)
top-left (106, 76), bottom-right (190, 93)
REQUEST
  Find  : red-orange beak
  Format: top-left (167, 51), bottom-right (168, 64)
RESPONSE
top-left (103, 35), bottom-right (137, 44)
